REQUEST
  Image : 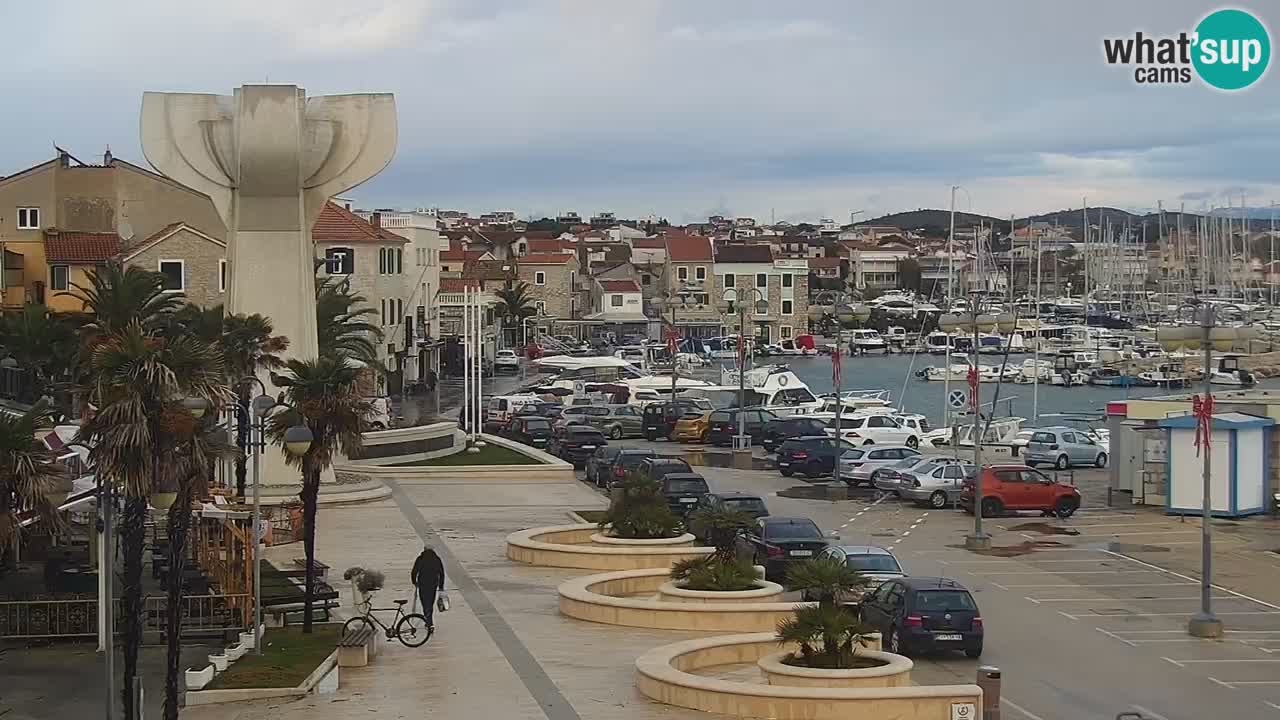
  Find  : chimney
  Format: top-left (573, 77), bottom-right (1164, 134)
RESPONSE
top-left (104, 146), bottom-right (113, 165)
top-left (371, 212), bottom-right (382, 229)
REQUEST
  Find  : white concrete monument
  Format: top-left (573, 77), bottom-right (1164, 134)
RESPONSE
top-left (141, 85), bottom-right (397, 490)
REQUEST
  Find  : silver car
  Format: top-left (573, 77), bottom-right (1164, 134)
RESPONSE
top-left (590, 404), bottom-right (645, 439)
top-left (1024, 426), bottom-right (1108, 470)
top-left (839, 446), bottom-right (921, 487)
top-left (872, 455), bottom-right (966, 495)
top-left (810, 545), bottom-right (906, 600)
top-left (900, 463), bottom-right (977, 509)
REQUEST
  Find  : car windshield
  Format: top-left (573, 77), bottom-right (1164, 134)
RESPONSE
top-left (523, 419), bottom-right (550, 431)
top-left (666, 478), bottom-right (708, 493)
top-left (841, 449), bottom-right (865, 460)
top-left (619, 452), bottom-right (656, 467)
top-left (916, 590), bottom-right (977, 612)
top-left (709, 411), bottom-right (732, 423)
top-left (723, 498), bottom-right (767, 514)
top-left (765, 521), bottom-right (821, 539)
top-left (569, 431), bottom-right (604, 441)
top-left (845, 554), bottom-right (903, 573)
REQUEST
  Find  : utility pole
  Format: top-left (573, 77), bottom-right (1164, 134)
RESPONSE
top-left (1188, 304), bottom-right (1223, 638)
top-left (945, 186), bottom-right (958, 437)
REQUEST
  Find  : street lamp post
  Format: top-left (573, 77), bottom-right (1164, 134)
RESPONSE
top-left (665, 284), bottom-right (699, 399)
top-left (1188, 305), bottom-right (1223, 639)
top-left (720, 288), bottom-right (768, 452)
top-left (964, 297), bottom-right (992, 551)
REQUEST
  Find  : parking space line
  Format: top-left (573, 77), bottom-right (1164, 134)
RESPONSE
top-left (943, 559), bottom-right (1138, 565)
top-left (1025, 595), bottom-right (1235, 602)
top-left (1096, 627), bottom-right (1136, 646)
top-left (1001, 697), bottom-right (1048, 720)
top-left (1001, 582), bottom-right (1195, 588)
top-left (1266, 700), bottom-right (1280, 711)
top-left (1163, 657), bottom-right (1185, 667)
top-left (1056, 610), bottom-right (1078, 621)
top-left (1072, 530), bottom-right (1201, 537)
top-left (1209, 676), bottom-right (1235, 689)
top-left (1165, 658), bottom-right (1280, 664)
top-left (1083, 611), bottom-right (1280, 617)
top-left (1102, 549), bottom-right (1280, 612)
top-left (970, 570), bottom-right (1152, 575)
top-left (1211, 678), bottom-right (1280, 687)
top-left (1131, 705), bottom-right (1172, 720)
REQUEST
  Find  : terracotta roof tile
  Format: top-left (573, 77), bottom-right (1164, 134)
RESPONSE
top-left (808, 257), bottom-right (842, 268)
top-left (44, 230), bottom-right (121, 263)
top-left (665, 234), bottom-right (713, 262)
top-left (519, 253), bottom-right (575, 265)
top-left (313, 201), bottom-right (407, 243)
top-left (441, 249), bottom-right (485, 263)
top-left (439, 278), bottom-right (482, 292)
top-left (599, 279), bottom-right (640, 292)
top-left (527, 238), bottom-right (578, 254)
top-left (632, 237), bottom-right (666, 249)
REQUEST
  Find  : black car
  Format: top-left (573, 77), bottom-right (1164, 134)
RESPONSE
top-left (502, 415), bottom-right (552, 450)
top-left (585, 446), bottom-right (624, 486)
top-left (636, 457), bottom-right (694, 484)
top-left (761, 417), bottom-right (831, 453)
top-left (549, 425), bottom-right (608, 468)
top-left (705, 408), bottom-right (777, 447)
top-left (643, 400), bottom-right (710, 441)
top-left (776, 436), bottom-right (858, 480)
top-left (659, 472), bottom-right (710, 516)
top-left (517, 401), bottom-right (564, 420)
top-left (604, 448), bottom-right (660, 486)
top-left (736, 517), bottom-right (832, 581)
top-left (688, 492), bottom-right (770, 541)
top-left (858, 577), bottom-right (983, 658)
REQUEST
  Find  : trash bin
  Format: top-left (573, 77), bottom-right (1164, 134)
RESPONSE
top-left (976, 666), bottom-right (1001, 720)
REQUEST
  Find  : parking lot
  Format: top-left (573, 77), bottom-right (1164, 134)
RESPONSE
top-left (571, 438), bottom-right (1280, 719)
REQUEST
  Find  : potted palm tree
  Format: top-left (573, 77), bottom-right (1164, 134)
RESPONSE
top-left (597, 474), bottom-right (682, 540)
top-left (660, 506), bottom-right (783, 601)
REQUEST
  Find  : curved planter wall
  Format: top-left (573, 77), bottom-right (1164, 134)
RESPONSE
top-left (656, 580), bottom-right (784, 605)
top-left (590, 532), bottom-right (696, 547)
top-left (559, 569), bottom-right (805, 633)
top-left (757, 649), bottom-right (912, 688)
top-left (635, 633), bottom-right (983, 720)
top-left (507, 524), bottom-right (711, 571)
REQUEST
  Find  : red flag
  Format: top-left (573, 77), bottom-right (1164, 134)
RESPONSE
top-left (967, 366), bottom-right (979, 411)
top-left (831, 346), bottom-right (842, 386)
top-left (1193, 394), bottom-right (1215, 458)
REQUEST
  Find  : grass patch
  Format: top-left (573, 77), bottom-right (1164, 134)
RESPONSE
top-left (575, 510), bottom-right (607, 524)
top-left (391, 443), bottom-right (541, 466)
top-left (205, 624), bottom-right (341, 690)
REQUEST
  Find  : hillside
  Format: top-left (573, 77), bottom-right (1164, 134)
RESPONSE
top-left (860, 209), bottom-right (1004, 237)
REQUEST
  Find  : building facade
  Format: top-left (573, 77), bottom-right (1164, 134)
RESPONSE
top-left (517, 253), bottom-right (581, 321)
top-left (713, 245), bottom-right (810, 343)
top-left (356, 208), bottom-right (446, 340)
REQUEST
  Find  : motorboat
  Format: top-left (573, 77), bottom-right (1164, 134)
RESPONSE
top-left (1052, 297), bottom-right (1086, 316)
top-left (884, 326), bottom-right (909, 348)
top-left (1087, 367), bottom-right (1140, 387)
top-left (1017, 359), bottom-right (1054, 383)
top-left (848, 329), bottom-right (889, 354)
top-left (978, 333), bottom-right (1007, 355)
top-left (924, 331), bottom-right (953, 355)
top-left (1136, 362), bottom-right (1188, 388)
top-left (1210, 355), bottom-right (1255, 387)
top-left (776, 335), bottom-right (817, 356)
top-left (717, 364), bottom-right (823, 416)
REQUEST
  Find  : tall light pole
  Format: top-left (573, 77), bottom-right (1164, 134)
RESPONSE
top-left (665, 283), bottom-right (699, 398)
top-left (246, 389), bottom-right (275, 655)
top-left (721, 287), bottom-right (768, 451)
top-left (1188, 304), bottom-right (1223, 638)
top-left (964, 295), bottom-right (991, 551)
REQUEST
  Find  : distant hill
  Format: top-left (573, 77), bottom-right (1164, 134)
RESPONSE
top-left (859, 209), bottom-right (1004, 237)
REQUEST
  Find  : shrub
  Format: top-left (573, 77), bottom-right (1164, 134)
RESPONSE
top-left (599, 473), bottom-right (680, 539)
top-left (342, 567), bottom-right (385, 593)
top-left (686, 506), bottom-right (755, 561)
top-left (671, 556), bottom-right (758, 592)
top-left (784, 556), bottom-right (868, 609)
top-left (777, 605), bottom-right (876, 669)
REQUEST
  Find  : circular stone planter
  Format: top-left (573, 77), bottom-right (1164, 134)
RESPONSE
top-left (507, 524), bottom-right (712, 571)
top-left (590, 532), bottom-right (696, 546)
top-left (657, 579), bottom-right (784, 604)
top-left (757, 649), bottom-right (912, 688)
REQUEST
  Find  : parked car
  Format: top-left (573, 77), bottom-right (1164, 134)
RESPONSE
top-left (838, 446), bottom-right (921, 486)
top-left (605, 448), bottom-right (660, 486)
top-left (515, 401), bottom-right (564, 419)
top-left (672, 410), bottom-right (714, 443)
top-left (812, 545), bottom-right (906, 599)
top-left (554, 405), bottom-right (610, 432)
top-left (1024, 427), bottom-right (1108, 469)
top-left (899, 463), bottom-right (976, 509)
top-left (873, 456), bottom-right (967, 495)
top-left (637, 457), bottom-right (695, 484)
top-left (688, 492), bottom-right (771, 540)
top-left (858, 577), bottom-right (983, 658)
top-left (586, 404), bottom-right (644, 439)
top-left (960, 464), bottom-right (1082, 518)
top-left (548, 425), bottom-right (608, 468)
top-left (706, 408), bottom-right (777, 447)
top-left (777, 436), bottom-right (859, 480)
top-left (502, 415), bottom-right (552, 450)
top-left (762, 416), bottom-right (831, 453)
top-left (643, 400), bottom-right (712, 441)
top-left (736, 517), bottom-right (834, 581)
top-left (494, 349), bottom-right (521, 373)
top-left (585, 446), bottom-right (625, 486)
top-left (659, 473), bottom-right (711, 516)
top-left (824, 414), bottom-right (920, 448)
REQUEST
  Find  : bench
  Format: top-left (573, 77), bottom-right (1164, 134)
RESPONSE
top-left (291, 558), bottom-right (330, 581)
top-left (261, 581), bottom-right (340, 624)
top-left (336, 624), bottom-right (378, 667)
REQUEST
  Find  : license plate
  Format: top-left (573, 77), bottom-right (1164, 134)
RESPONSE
top-left (778, 462), bottom-right (790, 467)
top-left (680, 497), bottom-right (697, 503)
top-left (581, 445), bottom-right (596, 450)
top-left (789, 550), bottom-right (813, 557)
top-left (934, 633), bottom-right (963, 641)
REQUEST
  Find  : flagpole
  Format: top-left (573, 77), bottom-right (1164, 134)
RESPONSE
top-left (833, 344), bottom-right (843, 443)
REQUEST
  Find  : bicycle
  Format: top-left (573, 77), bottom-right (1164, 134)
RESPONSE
top-left (342, 593), bottom-right (433, 648)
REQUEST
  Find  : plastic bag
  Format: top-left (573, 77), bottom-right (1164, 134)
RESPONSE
top-left (437, 591), bottom-right (451, 612)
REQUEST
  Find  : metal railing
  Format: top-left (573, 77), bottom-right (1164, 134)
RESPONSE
top-left (0, 594), bottom-right (252, 640)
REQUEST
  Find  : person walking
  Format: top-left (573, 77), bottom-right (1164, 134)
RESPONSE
top-left (410, 545), bottom-right (445, 629)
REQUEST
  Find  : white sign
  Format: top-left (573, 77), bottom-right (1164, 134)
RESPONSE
top-left (948, 390), bottom-right (969, 409)
top-left (951, 703), bottom-right (976, 720)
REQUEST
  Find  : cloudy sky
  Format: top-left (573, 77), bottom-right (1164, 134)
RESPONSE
top-left (4, 1), bottom-right (1278, 222)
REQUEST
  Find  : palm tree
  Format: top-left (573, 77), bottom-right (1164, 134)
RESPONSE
top-left (598, 473), bottom-right (681, 540)
top-left (493, 282), bottom-right (537, 346)
top-left (65, 261), bottom-right (183, 337)
top-left (221, 313), bottom-right (288, 497)
top-left (266, 357), bottom-right (370, 632)
top-left (315, 273), bottom-right (382, 365)
top-left (786, 555), bottom-right (869, 608)
top-left (686, 505), bottom-right (755, 562)
top-left (0, 400), bottom-right (64, 543)
top-left (776, 556), bottom-right (873, 669)
top-left (168, 302), bottom-right (225, 344)
top-left (0, 303), bottom-right (78, 402)
top-left (80, 322), bottom-right (225, 718)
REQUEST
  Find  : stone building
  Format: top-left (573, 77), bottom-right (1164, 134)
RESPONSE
top-left (713, 244), bottom-right (810, 343)
top-left (517, 253), bottom-right (581, 321)
top-left (119, 223), bottom-right (227, 308)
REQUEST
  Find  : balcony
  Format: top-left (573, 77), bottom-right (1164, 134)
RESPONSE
top-left (436, 291), bottom-right (498, 306)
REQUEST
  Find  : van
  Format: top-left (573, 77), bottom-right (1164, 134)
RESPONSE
top-left (486, 394), bottom-right (542, 427)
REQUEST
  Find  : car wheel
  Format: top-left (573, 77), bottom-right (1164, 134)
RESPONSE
top-left (863, 439), bottom-right (875, 446)
top-left (965, 645), bottom-right (983, 659)
top-left (930, 491), bottom-right (949, 509)
top-left (699, 430), bottom-right (709, 443)
top-left (610, 426), bottom-right (623, 440)
top-left (804, 461), bottom-right (824, 479)
top-left (906, 436), bottom-right (919, 449)
top-left (1054, 496), bottom-right (1079, 518)
top-left (1055, 454), bottom-right (1069, 470)
top-left (887, 627), bottom-right (903, 655)
top-left (1095, 452), bottom-right (1108, 468)
top-left (780, 468), bottom-right (795, 477)
top-left (980, 497), bottom-right (1003, 518)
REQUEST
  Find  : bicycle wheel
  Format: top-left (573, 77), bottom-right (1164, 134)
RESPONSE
top-left (342, 615), bottom-right (374, 635)
top-left (395, 613), bottom-right (433, 647)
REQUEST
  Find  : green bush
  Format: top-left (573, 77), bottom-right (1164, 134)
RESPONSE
top-left (776, 556), bottom-right (875, 669)
top-left (599, 473), bottom-right (680, 539)
top-left (670, 556), bottom-right (758, 592)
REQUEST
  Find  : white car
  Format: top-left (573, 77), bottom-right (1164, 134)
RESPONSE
top-left (494, 349), bottom-right (521, 373)
top-left (824, 414), bottom-right (919, 448)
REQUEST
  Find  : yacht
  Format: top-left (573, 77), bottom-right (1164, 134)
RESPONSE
top-left (1017, 359), bottom-right (1054, 384)
top-left (1137, 362), bottom-right (1189, 388)
top-left (1210, 355), bottom-right (1255, 387)
top-left (924, 331), bottom-right (953, 355)
top-left (1052, 297), bottom-right (1087, 316)
top-left (978, 333), bottom-right (1007, 355)
top-left (848, 329), bottom-right (889, 354)
top-left (717, 364), bottom-right (823, 416)
top-left (1087, 366), bottom-right (1139, 387)
top-left (775, 335), bottom-right (817, 356)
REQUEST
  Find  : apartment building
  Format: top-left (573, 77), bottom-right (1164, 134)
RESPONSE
top-left (356, 208), bottom-right (446, 340)
top-left (517, 253), bottom-right (581, 320)
top-left (662, 234), bottom-right (719, 339)
top-left (850, 243), bottom-right (912, 290)
top-left (713, 245), bottom-right (810, 343)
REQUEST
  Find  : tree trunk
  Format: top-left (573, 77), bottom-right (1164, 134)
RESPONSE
top-left (235, 391), bottom-right (250, 497)
top-left (120, 495), bottom-right (148, 720)
top-left (300, 462), bottom-right (321, 634)
top-left (162, 484), bottom-right (193, 720)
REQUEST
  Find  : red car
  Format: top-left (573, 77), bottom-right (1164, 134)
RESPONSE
top-left (959, 464), bottom-right (1081, 518)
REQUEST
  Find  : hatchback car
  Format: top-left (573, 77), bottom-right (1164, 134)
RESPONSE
top-left (604, 448), bottom-right (660, 486)
top-left (1023, 426), bottom-right (1108, 469)
top-left (589, 404), bottom-right (645, 439)
top-left (873, 456), bottom-right (966, 495)
top-left (672, 410), bottom-right (714, 443)
top-left (554, 406), bottom-right (610, 432)
top-left (706, 408), bottom-right (777, 447)
top-left (659, 473), bottom-right (711, 516)
top-left (960, 464), bottom-right (1082, 518)
top-left (838, 446), bottom-right (921, 486)
top-left (494, 349), bottom-right (521, 373)
top-left (548, 425), bottom-right (608, 468)
top-left (637, 457), bottom-right (695, 484)
top-left (899, 462), bottom-right (976, 509)
top-left (643, 400), bottom-right (712, 441)
top-left (777, 436), bottom-right (859, 480)
top-left (813, 545), bottom-right (906, 599)
top-left (502, 415), bottom-right (552, 450)
top-left (585, 446), bottom-right (625, 486)
top-left (761, 416), bottom-right (831, 453)
top-left (736, 517), bottom-right (834, 581)
top-left (858, 577), bottom-right (983, 658)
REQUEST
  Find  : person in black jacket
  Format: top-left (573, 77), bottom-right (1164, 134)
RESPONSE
top-left (410, 546), bottom-right (445, 628)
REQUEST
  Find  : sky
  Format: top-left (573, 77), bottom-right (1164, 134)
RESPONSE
top-left (4, 1), bottom-right (1279, 223)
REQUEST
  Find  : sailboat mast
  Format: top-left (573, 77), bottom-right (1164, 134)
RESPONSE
top-left (1082, 198), bottom-right (1089, 327)
top-left (1033, 224), bottom-right (1042, 422)
top-left (1271, 201), bottom-right (1276, 306)
top-left (945, 185), bottom-right (957, 432)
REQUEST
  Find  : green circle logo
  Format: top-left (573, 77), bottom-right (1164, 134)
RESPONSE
top-left (1192, 9), bottom-right (1270, 90)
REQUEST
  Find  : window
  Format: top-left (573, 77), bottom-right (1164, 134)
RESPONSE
top-left (641, 274), bottom-right (651, 286)
top-left (781, 299), bottom-right (793, 315)
top-left (16, 207), bottom-right (39, 230)
top-left (535, 300), bottom-right (546, 315)
top-left (782, 273), bottom-right (793, 288)
top-left (695, 266), bottom-right (706, 281)
top-left (756, 273), bottom-right (767, 289)
top-left (381, 299), bottom-right (387, 326)
top-left (535, 271), bottom-right (546, 285)
top-left (219, 259), bottom-right (227, 292)
top-left (379, 247), bottom-right (403, 275)
top-left (158, 260), bottom-right (184, 292)
top-left (50, 265), bottom-right (69, 291)
top-left (677, 266), bottom-right (688, 281)
top-left (780, 325), bottom-right (792, 339)
top-left (611, 294), bottom-right (624, 307)
top-left (723, 273), bottom-right (735, 289)
top-left (326, 247), bottom-right (354, 274)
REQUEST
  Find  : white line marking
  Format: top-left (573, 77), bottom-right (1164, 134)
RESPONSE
top-left (1132, 705), bottom-right (1172, 720)
top-left (1074, 530), bottom-right (1200, 537)
top-left (937, 559), bottom-right (950, 566)
top-left (969, 570), bottom-right (1150, 575)
top-left (1162, 656), bottom-right (1185, 667)
top-left (1209, 676), bottom-right (1236, 689)
top-left (1097, 627), bottom-right (1136, 646)
top-left (1001, 697), bottom-right (1048, 720)
top-left (1057, 610), bottom-right (1078, 621)
top-left (1082, 611), bottom-right (1280, 618)
top-left (942, 559), bottom-right (1123, 565)
top-left (1129, 638), bottom-right (1221, 644)
top-left (1266, 700), bottom-right (1280, 711)
top-left (902, 530), bottom-right (911, 536)
top-left (1218, 680), bottom-right (1280, 686)
top-left (1102, 549), bottom-right (1280, 611)
top-left (1117, 629), bottom-right (1280, 634)
top-left (1023, 596), bottom-right (1235, 603)
top-left (1000, 583), bottom-right (1195, 589)
top-left (1164, 658), bottom-right (1280, 664)
top-left (991, 582), bottom-right (1008, 590)
top-left (1025, 596), bottom-right (1041, 604)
